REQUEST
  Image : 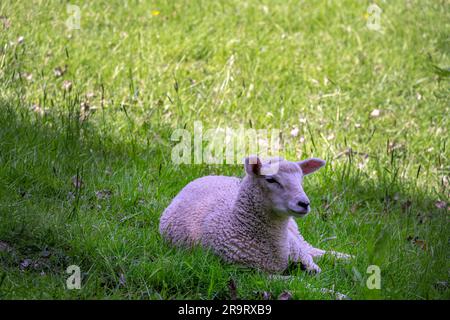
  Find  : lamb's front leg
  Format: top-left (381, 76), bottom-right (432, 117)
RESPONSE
top-left (290, 233), bottom-right (353, 260)
top-left (288, 235), bottom-right (322, 273)
top-left (288, 223), bottom-right (322, 273)
top-left (287, 219), bottom-right (352, 273)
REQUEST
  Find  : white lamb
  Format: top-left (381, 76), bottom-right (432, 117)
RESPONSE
top-left (159, 156), bottom-right (350, 273)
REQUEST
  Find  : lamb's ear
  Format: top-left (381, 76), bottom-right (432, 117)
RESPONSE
top-left (244, 155), bottom-right (262, 176)
top-left (298, 158), bottom-right (326, 175)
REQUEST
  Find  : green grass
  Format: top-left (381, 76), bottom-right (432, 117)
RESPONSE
top-left (0, 0), bottom-right (449, 299)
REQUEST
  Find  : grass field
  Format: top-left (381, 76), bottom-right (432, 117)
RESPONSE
top-left (0, 0), bottom-right (449, 299)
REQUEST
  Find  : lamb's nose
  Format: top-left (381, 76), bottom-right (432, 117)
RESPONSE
top-left (297, 201), bottom-right (310, 209)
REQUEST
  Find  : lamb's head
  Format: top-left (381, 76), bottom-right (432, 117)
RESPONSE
top-left (244, 156), bottom-right (326, 217)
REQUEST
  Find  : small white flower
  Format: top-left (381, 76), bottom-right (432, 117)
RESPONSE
top-left (86, 92), bottom-right (95, 99)
top-left (62, 80), bottom-right (72, 91)
top-left (31, 104), bottom-right (44, 116)
top-left (370, 109), bottom-right (381, 117)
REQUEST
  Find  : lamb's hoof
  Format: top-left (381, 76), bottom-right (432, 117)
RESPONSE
top-left (300, 262), bottom-right (322, 275)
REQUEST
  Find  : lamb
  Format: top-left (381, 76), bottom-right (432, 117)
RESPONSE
top-left (159, 156), bottom-right (351, 273)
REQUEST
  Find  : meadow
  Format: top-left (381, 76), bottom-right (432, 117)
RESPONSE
top-left (0, 0), bottom-right (448, 299)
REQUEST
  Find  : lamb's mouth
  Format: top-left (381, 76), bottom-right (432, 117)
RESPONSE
top-left (288, 209), bottom-right (309, 216)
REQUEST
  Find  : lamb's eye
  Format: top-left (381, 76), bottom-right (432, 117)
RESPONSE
top-left (265, 177), bottom-right (278, 184)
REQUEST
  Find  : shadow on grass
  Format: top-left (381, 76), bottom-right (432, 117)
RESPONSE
top-left (0, 100), bottom-right (448, 299)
